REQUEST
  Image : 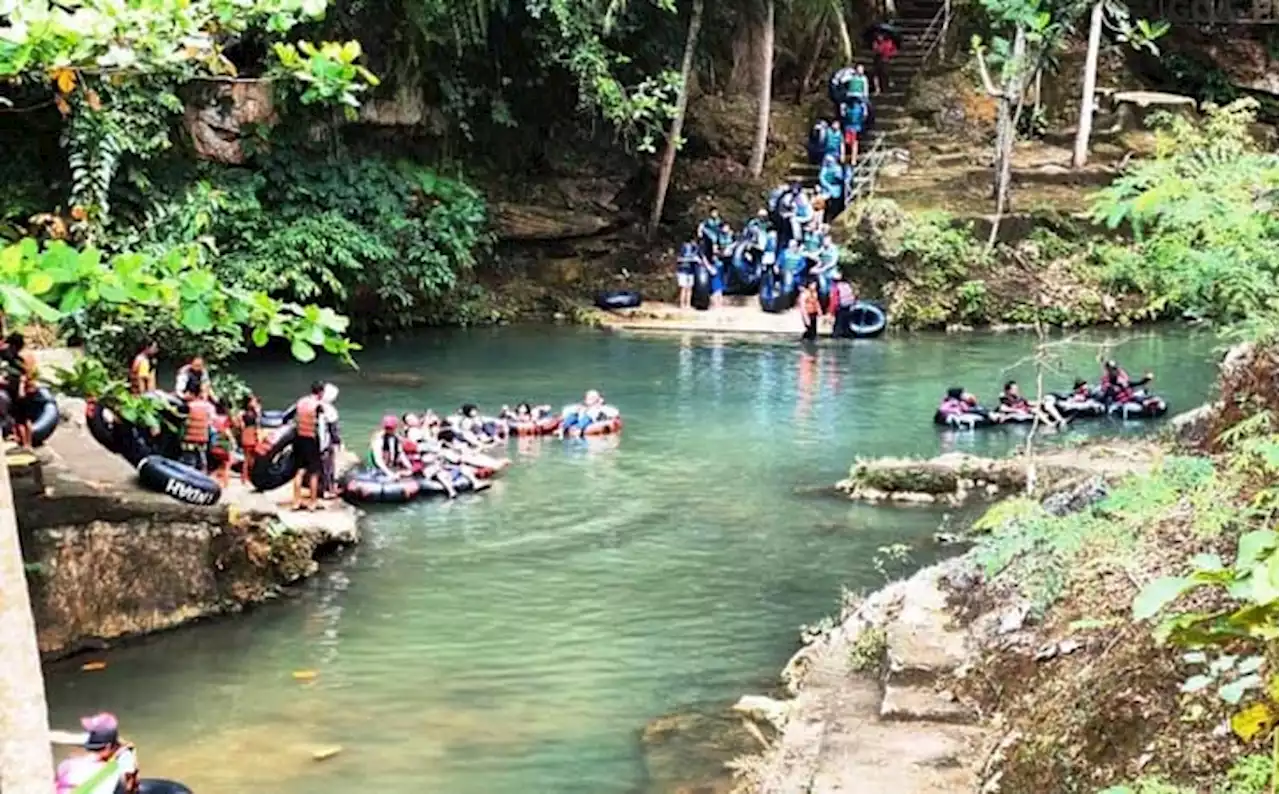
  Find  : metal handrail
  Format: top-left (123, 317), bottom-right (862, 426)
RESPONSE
top-left (918, 0), bottom-right (952, 65)
top-left (848, 134), bottom-right (889, 201)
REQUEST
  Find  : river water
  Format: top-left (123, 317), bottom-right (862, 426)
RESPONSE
top-left (44, 326), bottom-right (1217, 794)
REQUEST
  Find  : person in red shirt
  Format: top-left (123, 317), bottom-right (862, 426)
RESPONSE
top-left (871, 32), bottom-right (897, 95)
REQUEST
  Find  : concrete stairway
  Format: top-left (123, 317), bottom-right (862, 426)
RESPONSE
top-left (785, 0), bottom-right (946, 192)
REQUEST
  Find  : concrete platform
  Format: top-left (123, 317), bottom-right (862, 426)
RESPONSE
top-left (595, 300), bottom-right (841, 338)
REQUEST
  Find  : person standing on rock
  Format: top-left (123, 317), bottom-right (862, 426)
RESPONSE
top-left (319, 382), bottom-right (342, 498)
top-left (237, 393), bottom-right (262, 486)
top-left (291, 380), bottom-right (326, 511)
top-left (799, 282), bottom-right (822, 342)
top-left (180, 387), bottom-right (216, 472)
top-left (129, 340), bottom-right (159, 394)
top-left (675, 240), bottom-right (699, 310)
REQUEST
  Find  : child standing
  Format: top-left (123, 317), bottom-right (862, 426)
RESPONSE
top-left (236, 394), bottom-right (262, 486)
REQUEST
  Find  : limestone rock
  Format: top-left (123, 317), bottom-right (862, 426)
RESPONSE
top-left (880, 683), bottom-right (978, 724)
top-left (184, 79), bottom-right (278, 165)
top-left (492, 203), bottom-right (616, 242)
top-left (733, 695), bottom-right (789, 730)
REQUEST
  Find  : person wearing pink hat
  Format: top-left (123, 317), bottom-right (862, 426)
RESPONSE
top-left (54, 712), bottom-right (138, 794)
top-left (368, 415), bottom-right (411, 479)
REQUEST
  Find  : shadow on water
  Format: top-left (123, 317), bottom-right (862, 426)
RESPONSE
top-left (45, 326), bottom-right (1217, 794)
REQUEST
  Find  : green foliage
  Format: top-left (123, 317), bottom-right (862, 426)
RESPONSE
top-left (1, 0), bottom-right (376, 234)
top-left (53, 357), bottom-right (178, 432)
top-left (847, 627), bottom-right (887, 673)
top-left (0, 236), bottom-right (358, 366)
top-left (974, 458), bottom-right (1222, 615)
top-left (110, 151), bottom-right (491, 335)
top-left (1101, 753), bottom-right (1276, 794)
top-left (957, 279), bottom-right (990, 325)
top-left (1090, 100), bottom-right (1279, 324)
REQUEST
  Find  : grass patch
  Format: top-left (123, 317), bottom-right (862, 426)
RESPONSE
top-left (847, 627), bottom-right (887, 674)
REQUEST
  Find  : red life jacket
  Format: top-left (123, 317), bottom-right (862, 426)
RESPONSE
top-left (296, 395), bottom-right (320, 439)
top-left (184, 399), bottom-right (213, 444)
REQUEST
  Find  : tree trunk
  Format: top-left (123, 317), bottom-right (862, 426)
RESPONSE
top-left (748, 0), bottom-right (774, 176)
top-left (0, 464), bottom-right (55, 794)
top-left (1072, 0), bottom-right (1104, 168)
top-left (831, 0), bottom-right (853, 63)
top-left (648, 0), bottom-right (705, 238)
top-left (796, 25), bottom-right (830, 103)
top-left (989, 25), bottom-right (1026, 247)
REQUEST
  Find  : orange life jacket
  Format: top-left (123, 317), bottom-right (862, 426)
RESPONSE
top-left (802, 291), bottom-right (821, 315)
top-left (240, 411), bottom-right (259, 448)
top-left (296, 395), bottom-right (320, 439)
top-left (183, 399), bottom-right (213, 444)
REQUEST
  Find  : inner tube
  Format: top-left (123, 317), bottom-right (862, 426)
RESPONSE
top-left (136, 454), bottom-right (221, 506)
top-left (260, 406), bottom-right (296, 430)
top-left (85, 401), bottom-right (123, 455)
top-left (691, 265), bottom-right (712, 311)
top-left (841, 301), bottom-right (887, 338)
top-left (758, 269), bottom-right (785, 313)
top-left (507, 415), bottom-right (561, 436)
top-left (139, 779), bottom-right (194, 794)
top-left (726, 241), bottom-right (761, 295)
top-left (250, 424), bottom-right (299, 492)
top-left (1056, 397), bottom-right (1106, 418)
top-left (29, 387), bottom-right (59, 446)
top-left (595, 290), bottom-right (642, 311)
top-left (1109, 396), bottom-right (1169, 420)
top-left (933, 411), bottom-right (995, 429)
top-left (582, 416), bottom-right (623, 436)
top-left (339, 466), bottom-right (478, 504)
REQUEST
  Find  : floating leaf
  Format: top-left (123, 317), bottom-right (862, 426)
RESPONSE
top-left (1230, 702), bottom-right (1274, 741)
top-left (291, 670), bottom-right (318, 680)
top-left (80, 661), bottom-right (106, 672)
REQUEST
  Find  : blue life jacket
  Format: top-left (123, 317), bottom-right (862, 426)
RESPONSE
top-left (818, 157), bottom-right (843, 198)
top-left (697, 217), bottom-right (719, 242)
top-left (780, 248), bottom-right (806, 274)
top-left (794, 194), bottom-right (814, 222)
top-left (677, 242), bottom-right (699, 272)
top-left (841, 100), bottom-right (866, 131)
top-left (822, 127), bottom-right (843, 158)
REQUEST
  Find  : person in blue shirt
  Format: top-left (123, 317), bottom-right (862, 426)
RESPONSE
top-left (779, 237), bottom-right (807, 278)
top-left (809, 234), bottom-right (841, 306)
top-left (822, 119), bottom-right (844, 162)
top-left (675, 240), bottom-right (700, 310)
top-left (697, 208), bottom-right (721, 261)
top-left (840, 97), bottom-right (867, 164)
top-left (789, 189), bottom-right (816, 244)
top-left (818, 154), bottom-right (844, 206)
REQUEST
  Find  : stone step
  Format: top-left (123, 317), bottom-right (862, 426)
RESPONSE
top-left (879, 683), bottom-right (979, 725)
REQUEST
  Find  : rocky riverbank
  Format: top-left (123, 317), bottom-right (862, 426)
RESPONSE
top-left (17, 393), bottom-right (361, 659)
top-left (730, 343), bottom-right (1278, 794)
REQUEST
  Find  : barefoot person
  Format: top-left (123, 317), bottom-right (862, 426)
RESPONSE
top-left (290, 381), bottom-right (325, 511)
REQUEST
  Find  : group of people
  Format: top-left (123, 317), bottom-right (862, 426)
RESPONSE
top-left (127, 343), bottom-right (344, 502)
top-left (361, 389), bottom-right (619, 497)
top-left (937, 361), bottom-right (1157, 428)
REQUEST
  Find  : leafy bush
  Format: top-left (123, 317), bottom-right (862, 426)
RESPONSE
top-left (1091, 99), bottom-right (1279, 324)
top-left (105, 149), bottom-right (492, 338)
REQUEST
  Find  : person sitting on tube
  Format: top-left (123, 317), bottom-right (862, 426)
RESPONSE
top-left (369, 415), bottom-right (412, 479)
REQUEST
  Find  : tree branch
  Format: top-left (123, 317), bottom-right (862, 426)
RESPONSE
top-left (973, 50), bottom-right (1006, 98)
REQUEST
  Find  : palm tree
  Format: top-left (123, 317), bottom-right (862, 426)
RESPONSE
top-left (649, 0), bottom-right (706, 237)
top-left (0, 461), bottom-right (55, 794)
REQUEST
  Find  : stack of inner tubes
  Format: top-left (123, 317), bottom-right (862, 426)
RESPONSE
top-left (84, 395), bottom-right (221, 506)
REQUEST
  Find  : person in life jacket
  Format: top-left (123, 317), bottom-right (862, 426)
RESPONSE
top-left (560, 389), bottom-right (610, 437)
top-left (369, 415), bottom-right (412, 479)
top-left (696, 207), bottom-right (722, 262)
top-left (54, 712), bottom-right (139, 794)
top-left (291, 380), bottom-right (326, 511)
top-left (995, 380), bottom-right (1067, 426)
top-left (675, 240), bottom-right (700, 310)
top-left (789, 189), bottom-right (816, 245)
top-left (1100, 359), bottom-right (1153, 404)
top-left (839, 97), bottom-right (867, 165)
top-left (799, 282), bottom-right (822, 342)
top-left (828, 271), bottom-right (858, 337)
top-left (208, 398), bottom-right (233, 487)
top-left (236, 393), bottom-right (262, 486)
top-left (180, 388), bottom-right (216, 472)
top-left (849, 64), bottom-right (870, 101)
top-left (818, 154), bottom-right (845, 206)
top-left (129, 340), bottom-right (159, 395)
top-left (937, 387), bottom-right (968, 418)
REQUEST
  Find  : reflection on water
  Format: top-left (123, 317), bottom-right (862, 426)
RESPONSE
top-left (45, 327), bottom-right (1217, 794)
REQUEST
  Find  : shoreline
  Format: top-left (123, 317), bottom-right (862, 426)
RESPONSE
top-left (18, 386), bottom-right (362, 660)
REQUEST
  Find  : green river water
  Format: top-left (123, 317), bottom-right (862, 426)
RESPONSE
top-left (45, 326), bottom-right (1218, 794)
